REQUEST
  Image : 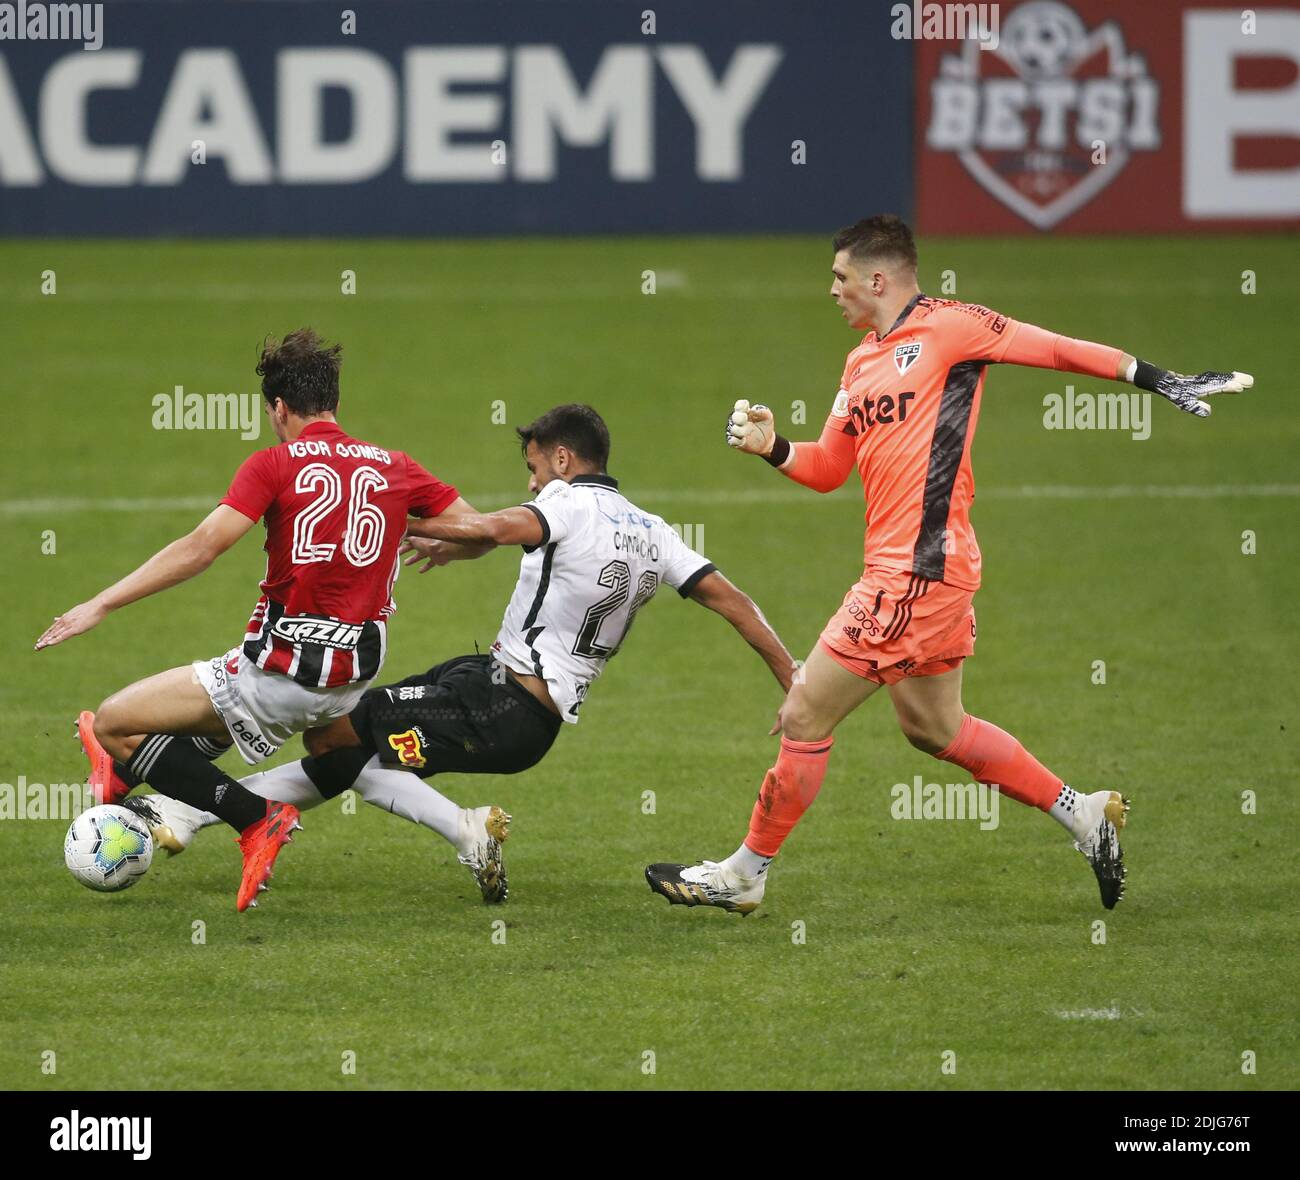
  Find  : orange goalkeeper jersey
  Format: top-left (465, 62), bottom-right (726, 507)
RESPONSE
top-left (779, 294), bottom-right (1123, 591)
top-left (825, 295), bottom-right (1029, 591)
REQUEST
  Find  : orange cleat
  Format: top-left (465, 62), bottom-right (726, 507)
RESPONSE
top-left (236, 801), bottom-right (302, 912)
top-left (76, 711), bottom-right (132, 806)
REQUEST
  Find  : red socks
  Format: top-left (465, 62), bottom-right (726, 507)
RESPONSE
top-left (936, 714), bottom-right (1061, 810)
top-left (745, 736), bottom-right (833, 857)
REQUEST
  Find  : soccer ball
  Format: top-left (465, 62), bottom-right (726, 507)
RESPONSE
top-left (1002, 2), bottom-right (1085, 79)
top-left (64, 804), bottom-right (154, 892)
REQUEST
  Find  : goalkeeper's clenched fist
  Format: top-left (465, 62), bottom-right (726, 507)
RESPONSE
top-left (726, 400), bottom-right (776, 456)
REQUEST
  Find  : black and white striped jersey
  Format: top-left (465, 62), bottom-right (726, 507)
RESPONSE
top-left (491, 474), bottom-right (714, 723)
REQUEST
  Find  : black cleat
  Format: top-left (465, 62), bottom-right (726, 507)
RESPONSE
top-left (645, 861), bottom-right (764, 914)
top-left (1072, 791), bottom-right (1130, 909)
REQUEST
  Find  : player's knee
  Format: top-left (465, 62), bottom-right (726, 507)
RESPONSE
top-left (780, 698), bottom-right (834, 743)
top-left (93, 696), bottom-right (127, 742)
top-left (303, 727), bottom-right (332, 757)
top-left (304, 716), bottom-right (358, 758)
top-left (899, 715), bottom-right (957, 755)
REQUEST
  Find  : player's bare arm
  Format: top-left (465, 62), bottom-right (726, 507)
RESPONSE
top-left (400, 495), bottom-right (494, 569)
top-left (404, 505), bottom-right (544, 549)
top-left (687, 570), bottom-right (798, 696)
top-left (34, 504), bottom-right (255, 651)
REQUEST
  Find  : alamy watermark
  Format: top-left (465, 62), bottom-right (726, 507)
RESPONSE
top-left (152, 386), bottom-right (262, 440)
top-left (0, 776), bottom-right (94, 820)
top-left (891, 775), bottom-right (1000, 830)
top-left (0, 3), bottom-right (103, 50)
top-left (1043, 385), bottom-right (1151, 441)
top-left (890, 2), bottom-right (1000, 51)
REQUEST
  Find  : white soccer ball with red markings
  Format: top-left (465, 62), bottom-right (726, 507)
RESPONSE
top-left (64, 804), bottom-right (154, 892)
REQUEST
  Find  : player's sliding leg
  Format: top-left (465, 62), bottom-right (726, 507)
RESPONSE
top-left (233, 749), bottom-right (514, 904)
top-left (145, 745), bottom-right (513, 903)
top-left (121, 735), bottom-right (227, 853)
top-left (86, 665), bottom-right (301, 911)
top-left (123, 751), bottom-right (340, 857)
top-left (299, 707), bottom-right (515, 903)
top-left (646, 643), bottom-right (881, 914)
top-left (889, 666), bottom-right (1130, 908)
top-left (238, 752), bottom-right (469, 850)
top-left (291, 655), bottom-right (555, 901)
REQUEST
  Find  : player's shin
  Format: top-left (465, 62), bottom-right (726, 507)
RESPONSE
top-left (112, 734), bottom-right (231, 794)
top-left (353, 760), bottom-right (460, 846)
top-left (934, 714), bottom-right (1063, 814)
top-left (125, 735), bottom-right (269, 832)
top-left (728, 736), bottom-right (834, 876)
top-left (239, 759), bottom-right (331, 810)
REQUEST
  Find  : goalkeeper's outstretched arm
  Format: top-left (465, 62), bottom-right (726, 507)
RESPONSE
top-left (726, 400), bottom-right (856, 493)
top-left (996, 322), bottom-right (1254, 418)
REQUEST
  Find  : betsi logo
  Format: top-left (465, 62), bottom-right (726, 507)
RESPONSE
top-left (925, 1), bottom-right (1160, 228)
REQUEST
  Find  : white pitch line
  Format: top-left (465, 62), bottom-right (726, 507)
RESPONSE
top-left (1055, 1007), bottom-right (1124, 1021)
top-left (1, 484), bottom-right (1298, 517)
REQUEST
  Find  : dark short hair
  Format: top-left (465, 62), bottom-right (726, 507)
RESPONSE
top-left (831, 214), bottom-right (918, 272)
top-left (256, 328), bottom-right (342, 416)
top-left (516, 404), bottom-right (610, 471)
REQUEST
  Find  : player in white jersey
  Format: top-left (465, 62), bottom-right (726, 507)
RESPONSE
top-left (128, 405), bottom-right (797, 903)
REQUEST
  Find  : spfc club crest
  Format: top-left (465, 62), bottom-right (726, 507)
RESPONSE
top-left (894, 342), bottom-right (922, 375)
top-left (925, 1), bottom-right (1161, 228)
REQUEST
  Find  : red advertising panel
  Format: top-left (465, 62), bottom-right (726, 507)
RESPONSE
top-left (915, 0), bottom-right (1300, 233)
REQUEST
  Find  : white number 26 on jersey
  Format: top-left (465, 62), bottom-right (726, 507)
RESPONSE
top-left (291, 463), bottom-right (390, 568)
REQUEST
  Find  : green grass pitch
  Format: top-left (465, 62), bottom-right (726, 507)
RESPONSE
top-left (0, 234), bottom-right (1296, 1090)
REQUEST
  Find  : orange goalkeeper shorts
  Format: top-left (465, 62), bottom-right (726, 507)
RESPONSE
top-left (818, 567), bottom-right (976, 685)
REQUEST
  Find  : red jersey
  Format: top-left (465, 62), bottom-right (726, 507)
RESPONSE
top-left (220, 420), bottom-right (458, 687)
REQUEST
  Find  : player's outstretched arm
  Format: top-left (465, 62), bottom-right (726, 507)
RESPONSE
top-left (404, 505), bottom-right (543, 552)
top-left (996, 322), bottom-right (1254, 418)
top-left (726, 399), bottom-right (855, 492)
top-left (34, 505), bottom-right (255, 650)
top-left (687, 570), bottom-right (798, 695)
top-left (401, 496), bottom-right (497, 569)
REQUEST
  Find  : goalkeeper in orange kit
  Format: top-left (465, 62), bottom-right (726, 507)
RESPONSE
top-left (646, 214), bottom-right (1253, 914)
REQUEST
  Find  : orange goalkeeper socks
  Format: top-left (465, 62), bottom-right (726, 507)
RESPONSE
top-left (935, 714), bottom-right (1062, 810)
top-left (742, 736), bottom-right (834, 858)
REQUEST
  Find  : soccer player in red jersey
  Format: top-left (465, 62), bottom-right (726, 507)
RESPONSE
top-left (646, 215), bottom-right (1253, 915)
top-left (35, 329), bottom-right (473, 910)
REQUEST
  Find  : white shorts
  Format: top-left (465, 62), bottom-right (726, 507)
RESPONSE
top-left (193, 647), bottom-right (371, 766)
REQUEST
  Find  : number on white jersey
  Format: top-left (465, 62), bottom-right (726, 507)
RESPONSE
top-left (572, 561), bottom-right (659, 658)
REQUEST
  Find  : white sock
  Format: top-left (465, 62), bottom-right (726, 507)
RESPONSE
top-left (721, 842), bottom-right (772, 880)
top-left (238, 759), bottom-right (328, 810)
top-left (353, 761), bottom-right (461, 848)
top-left (1048, 784), bottom-right (1081, 833)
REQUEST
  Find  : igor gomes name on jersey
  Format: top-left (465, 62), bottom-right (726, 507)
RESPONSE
top-left (492, 475), bottom-right (714, 723)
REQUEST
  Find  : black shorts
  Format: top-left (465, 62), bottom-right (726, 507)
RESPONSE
top-left (349, 654), bottom-right (562, 779)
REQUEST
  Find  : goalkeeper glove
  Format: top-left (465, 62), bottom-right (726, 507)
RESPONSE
top-left (726, 399), bottom-right (776, 456)
top-left (1132, 361), bottom-right (1254, 418)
